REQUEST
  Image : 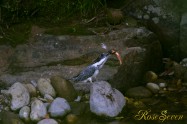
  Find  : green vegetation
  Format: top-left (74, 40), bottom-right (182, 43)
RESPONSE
top-left (0, 0), bottom-right (106, 25)
top-left (0, 0), bottom-right (108, 46)
top-left (0, 22), bottom-right (31, 47)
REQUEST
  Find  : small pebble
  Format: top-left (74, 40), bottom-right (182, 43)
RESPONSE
top-left (159, 83), bottom-right (167, 88)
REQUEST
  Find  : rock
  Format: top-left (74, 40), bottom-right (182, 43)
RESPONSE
top-left (8, 82), bottom-right (30, 111)
top-left (48, 97), bottom-right (71, 117)
top-left (90, 81), bottom-right (125, 117)
top-left (23, 83), bottom-right (37, 97)
top-left (146, 83), bottom-right (160, 94)
top-left (37, 119), bottom-right (58, 124)
top-left (122, 0), bottom-right (181, 60)
top-left (180, 58), bottom-right (187, 67)
top-left (106, 8), bottom-right (124, 25)
top-left (37, 78), bottom-right (56, 97)
top-left (30, 98), bottom-right (47, 121)
top-left (180, 13), bottom-right (187, 58)
top-left (159, 83), bottom-right (167, 88)
top-left (111, 28), bottom-right (162, 93)
top-left (66, 114), bottom-right (78, 124)
top-left (44, 94), bottom-right (54, 102)
top-left (19, 106), bottom-right (30, 121)
top-left (51, 76), bottom-right (77, 101)
top-left (73, 82), bottom-right (92, 93)
top-left (162, 58), bottom-right (186, 80)
top-left (126, 86), bottom-right (152, 98)
top-left (69, 102), bottom-right (90, 115)
top-left (0, 45), bottom-right (14, 75)
top-left (0, 111), bottom-right (24, 124)
top-left (145, 71), bottom-right (158, 83)
top-left (0, 27), bottom-right (161, 90)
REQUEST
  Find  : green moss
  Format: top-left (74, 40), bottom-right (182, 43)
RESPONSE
top-left (0, 22), bottom-right (31, 47)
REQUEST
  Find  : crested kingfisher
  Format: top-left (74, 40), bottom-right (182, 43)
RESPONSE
top-left (70, 49), bottom-right (122, 83)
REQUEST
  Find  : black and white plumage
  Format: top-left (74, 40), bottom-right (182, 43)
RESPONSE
top-left (71, 51), bottom-right (114, 83)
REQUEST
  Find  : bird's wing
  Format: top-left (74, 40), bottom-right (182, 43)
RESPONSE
top-left (72, 65), bottom-right (96, 82)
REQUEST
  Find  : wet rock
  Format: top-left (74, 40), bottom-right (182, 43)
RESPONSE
top-left (37, 78), bottom-right (56, 97)
top-left (126, 86), bottom-right (152, 98)
top-left (48, 97), bottom-right (71, 117)
top-left (111, 28), bottom-right (162, 93)
top-left (69, 102), bottom-right (90, 115)
top-left (23, 83), bottom-right (37, 97)
top-left (30, 98), bottom-right (47, 121)
top-left (0, 27), bottom-right (161, 91)
top-left (9, 82), bottom-right (30, 111)
top-left (123, 0), bottom-right (181, 60)
top-left (19, 106), bottom-right (30, 121)
top-left (51, 76), bottom-right (77, 101)
top-left (0, 111), bottom-right (24, 124)
top-left (162, 58), bottom-right (186, 80)
top-left (145, 71), bottom-right (158, 83)
top-left (37, 119), bottom-right (58, 124)
top-left (90, 81), bottom-right (125, 117)
top-left (66, 114), bottom-right (78, 124)
top-left (146, 83), bottom-right (160, 94)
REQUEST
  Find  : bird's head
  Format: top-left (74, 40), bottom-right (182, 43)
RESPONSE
top-left (93, 49), bottom-right (122, 66)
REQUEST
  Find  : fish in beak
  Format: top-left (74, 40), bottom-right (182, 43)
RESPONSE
top-left (108, 49), bottom-right (123, 65)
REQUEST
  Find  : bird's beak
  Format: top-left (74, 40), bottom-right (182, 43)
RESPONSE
top-left (114, 51), bottom-right (122, 65)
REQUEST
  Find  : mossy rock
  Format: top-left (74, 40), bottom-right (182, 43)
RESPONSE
top-left (106, 8), bottom-right (124, 25)
top-left (51, 76), bottom-right (77, 102)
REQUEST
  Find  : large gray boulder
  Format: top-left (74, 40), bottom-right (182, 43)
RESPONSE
top-left (122, 0), bottom-right (182, 60)
top-left (90, 81), bottom-right (125, 117)
top-left (111, 28), bottom-right (162, 92)
top-left (0, 27), bottom-right (162, 91)
top-left (8, 82), bottom-right (30, 111)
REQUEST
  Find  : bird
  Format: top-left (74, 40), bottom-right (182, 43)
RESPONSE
top-left (70, 49), bottom-right (122, 83)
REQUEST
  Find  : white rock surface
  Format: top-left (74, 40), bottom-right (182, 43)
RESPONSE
top-left (37, 78), bottom-right (56, 97)
top-left (90, 81), bottom-right (125, 117)
top-left (19, 106), bottom-right (30, 121)
top-left (30, 98), bottom-right (47, 121)
top-left (146, 82), bottom-right (160, 93)
top-left (9, 82), bottom-right (30, 111)
top-left (48, 97), bottom-right (71, 117)
top-left (37, 119), bottom-right (58, 124)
